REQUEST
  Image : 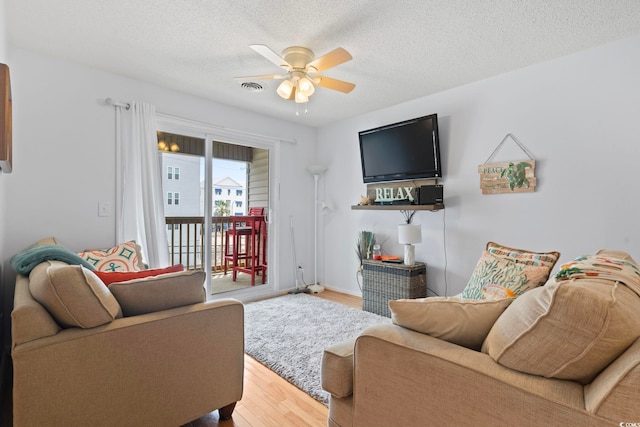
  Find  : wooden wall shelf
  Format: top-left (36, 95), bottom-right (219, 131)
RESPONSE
top-left (351, 204), bottom-right (444, 211)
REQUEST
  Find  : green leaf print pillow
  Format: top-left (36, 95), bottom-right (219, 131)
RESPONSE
top-left (460, 242), bottom-right (560, 300)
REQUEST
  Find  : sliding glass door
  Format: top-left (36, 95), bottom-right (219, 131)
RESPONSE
top-left (156, 124), bottom-right (273, 297)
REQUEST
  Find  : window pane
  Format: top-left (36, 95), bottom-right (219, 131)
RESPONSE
top-left (168, 166), bottom-right (173, 180)
top-left (175, 167), bottom-right (180, 180)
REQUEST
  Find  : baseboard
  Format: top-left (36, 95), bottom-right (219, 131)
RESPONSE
top-left (322, 284), bottom-right (362, 298)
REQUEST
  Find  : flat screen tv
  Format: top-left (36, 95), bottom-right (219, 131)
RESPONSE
top-left (358, 114), bottom-right (441, 183)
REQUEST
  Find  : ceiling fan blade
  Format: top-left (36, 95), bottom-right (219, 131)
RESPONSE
top-left (306, 48), bottom-right (352, 72)
top-left (315, 76), bottom-right (356, 93)
top-left (234, 73), bottom-right (286, 82)
top-left (250, 44), bottom-right (291, 69)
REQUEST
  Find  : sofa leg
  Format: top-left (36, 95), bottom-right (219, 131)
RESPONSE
top-left (218, 402), bottom-right (237, 420)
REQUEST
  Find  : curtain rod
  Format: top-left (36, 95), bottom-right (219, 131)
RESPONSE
top-left (104, 98), bottom-right (297, 145)
top-left (105, 97), bottom-right (130, 110)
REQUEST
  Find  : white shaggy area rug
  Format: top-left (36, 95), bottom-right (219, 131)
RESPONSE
top-left (244, 293), bottom-right (391, 405)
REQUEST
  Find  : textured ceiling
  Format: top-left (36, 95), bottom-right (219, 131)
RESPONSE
top-left (6, 0), bottom-right (640, 127)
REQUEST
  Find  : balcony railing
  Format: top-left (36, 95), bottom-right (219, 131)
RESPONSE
top-left (165, 216), bottom-right (232, 272)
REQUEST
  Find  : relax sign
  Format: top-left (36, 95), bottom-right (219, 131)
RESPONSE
top-left (373, 186), bottom-right (416, 202)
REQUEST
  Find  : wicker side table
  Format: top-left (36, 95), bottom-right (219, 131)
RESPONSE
top-left (362, 260), bottom-right (427, 317)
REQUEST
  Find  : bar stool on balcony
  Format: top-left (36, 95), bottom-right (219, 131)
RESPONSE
top-left (223, 208), bottom-right (267, 286)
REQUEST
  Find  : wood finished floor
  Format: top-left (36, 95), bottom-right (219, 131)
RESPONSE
top-left (182, 290), bottom-right (362, 427)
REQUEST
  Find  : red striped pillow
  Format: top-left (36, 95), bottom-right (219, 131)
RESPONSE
top-left (94, 264), bottom-right (184, 286)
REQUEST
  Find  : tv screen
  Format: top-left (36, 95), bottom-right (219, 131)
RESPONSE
top-left (358, 114), bottom-right (441, 183)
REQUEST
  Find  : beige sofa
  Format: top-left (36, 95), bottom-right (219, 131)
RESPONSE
top-left (11, 259), bottom-right (244, 426)
top-left (322, 251), bottom-right (640, 427)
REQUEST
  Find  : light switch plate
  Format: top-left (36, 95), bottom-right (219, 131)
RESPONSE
top-left (98, 202), bottom-right (111, 217)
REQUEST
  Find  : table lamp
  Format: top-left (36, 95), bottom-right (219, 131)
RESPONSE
top-left (397, 224), bottom-right (422, 266)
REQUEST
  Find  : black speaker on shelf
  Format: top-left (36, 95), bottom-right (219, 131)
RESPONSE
top-left (418, 185), bottom-right (443, 205)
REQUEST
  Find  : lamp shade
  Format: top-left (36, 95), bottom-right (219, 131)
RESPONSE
top-left (398, 224), bottom-right (422, 245)
top-left (295, 89), bottom-right (309, 103)
top-left (306, 164), bottom-right (327, 176)
top-left (297, 76), bottom-right (315, 96)
top-left (277, 79), bottom-right (294, 99)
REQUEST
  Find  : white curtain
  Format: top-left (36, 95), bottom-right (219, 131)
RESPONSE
top-left (116, 101), bottom-right (170, 268)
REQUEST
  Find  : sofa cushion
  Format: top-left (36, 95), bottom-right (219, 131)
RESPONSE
top-left (94, 264), bottom-right (184, 286)
top-left (389, 296), bottom-right (514, 350)
top-left (36, 236), bottom-right (59, 245)
top-left (483, 254), bottom-right (640, 383)
top-left (109, 270), bottom-right (206, 316)
top-left (77, 241), bottom-right (144, 272)
top-left (28, 261), bottom-right (122, 328)
top-left (596, 248), bottom-right (638, 264)
top-left (460, 242), bottom-right (559, 299)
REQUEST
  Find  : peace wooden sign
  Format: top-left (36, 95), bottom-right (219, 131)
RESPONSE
top-left (478, 160), bottom-right (536, 195)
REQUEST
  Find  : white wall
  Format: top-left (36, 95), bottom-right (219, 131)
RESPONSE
top-left (318, 34), bottom-right (640, 297)
top-left (3, 48), bottom-right (318, 297)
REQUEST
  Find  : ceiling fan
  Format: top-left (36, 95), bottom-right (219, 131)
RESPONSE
top-left (235, 44), bottom-right (355, 104)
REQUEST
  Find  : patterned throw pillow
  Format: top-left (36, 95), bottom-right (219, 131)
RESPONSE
top-left (481, 284), bottom-right (516, 300)
top-left (78, 241), bottom-right (144, 272)
top-left (486, 242), bottom-right (559, 269)
top-left (460, 242), bottom-right (559, 300)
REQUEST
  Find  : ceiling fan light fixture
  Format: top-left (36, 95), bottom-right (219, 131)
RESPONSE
top-left (295, 90), bottom-right (309, 103)
top-left (277, 79), bottom-right (294, 99)
top-left (238, 44), bottom-right (355, 111)
top-left (297, 76), bottom-right (315, 96)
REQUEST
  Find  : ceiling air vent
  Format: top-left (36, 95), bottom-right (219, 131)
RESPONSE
top-left (240, 82), bottom-right (265, 92)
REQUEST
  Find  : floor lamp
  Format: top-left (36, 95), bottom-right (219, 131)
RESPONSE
top-left (307, 164), bottom-right (327, 293)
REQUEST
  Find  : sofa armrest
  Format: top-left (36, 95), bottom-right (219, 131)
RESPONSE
top-left (585, 337), bottom-right (640, 420)
top-left (322, 337), bottom-right (356, 398)
top-left (11, 274), bottom-right (61, 346)
top-left (350, 324), bottom-right (610, 427)
top-left (12, 299), bottom-right (244, 427)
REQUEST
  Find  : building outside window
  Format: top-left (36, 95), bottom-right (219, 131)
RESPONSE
top-left (235, 201), bottom-right (242, 208)
top-left (167, 192), bottom-right (180, 205)
top-left (236, 189), bottom-right (242, 196)
top-left (215, 188), bottom-right (222, 195)
top-left (167, 166), bottom-right (180, 180)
